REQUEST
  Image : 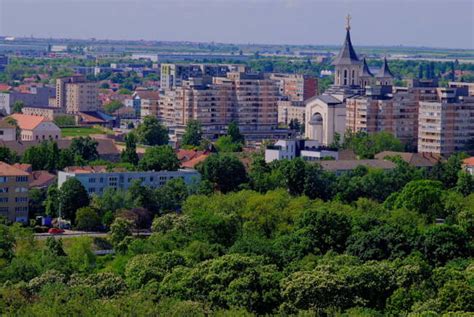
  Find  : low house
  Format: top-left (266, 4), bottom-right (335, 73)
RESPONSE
top-left (0, 119), bottom-right (16, 141)
top-left (463, 157), bottom-right (474, 175)
top-left (58, 166), bottom-right (200, 195)
top-left (8, 113), bottom-right (60, 141)
top-left (265, 139), bottom-right (339, 163)
top-left (374, 151), bottom-right (440, 168)
top-left (177, 149), bottom-right (210, 169)
top-left (318, 159), bottom-right (397, 175)
top-left (0, 138), bottom-right (121, 162)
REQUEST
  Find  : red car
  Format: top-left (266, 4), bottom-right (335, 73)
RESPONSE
top-left (48, 228), bottom-right (65, 235)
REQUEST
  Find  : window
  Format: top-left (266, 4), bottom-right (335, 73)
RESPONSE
top-left (16, 176), bottom-right (28, 182)
top-left (89, 178), bottom-right (96, 183)
top-left (0, 187), bottom-right (8, 193)
top-left (88, 187), bottom-right (96, 193)
top-left (15, 197), bottom-right (27, 203)
top-left (0, 197), bottom-right (8, 203)
top-left (15, 187), bottom-right (28, 193)
top-left (0, 207), bottom-right (8, 213)
top-left (0, 177), bottom-right (7, 183)
top-left (15, 206), bottom-right (28, 213)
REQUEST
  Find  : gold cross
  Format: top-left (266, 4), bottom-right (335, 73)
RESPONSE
top-left (346, 14), bottom-right (351, 31)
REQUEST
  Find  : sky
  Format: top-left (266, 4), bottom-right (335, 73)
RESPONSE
top-left (0, 0), bottom-right (473, 49)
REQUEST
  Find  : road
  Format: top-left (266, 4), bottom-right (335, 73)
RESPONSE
top-left (34, 230), bottom-right (151, 240)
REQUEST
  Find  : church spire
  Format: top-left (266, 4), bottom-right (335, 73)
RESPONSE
top-left (361, 57), bottom-right (373, 77)
top-left (332, 14), bottom-right (359, 66)
top-left (376, 56), bottom-right (394, 78)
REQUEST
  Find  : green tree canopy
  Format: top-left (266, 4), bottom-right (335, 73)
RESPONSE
top-left (138, 145), bottom-right (179, 171)
top-left (135, 116), bottom-right (169, 146)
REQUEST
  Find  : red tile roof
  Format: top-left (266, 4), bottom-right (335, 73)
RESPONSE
top-left (8, 113), bottom-right (48, 130)
top-left (0, 161), bottom-right (30, 176)
top-left (13, 163), bottom-right (32, 173)
top-left (30, 171), bottom-right (56, 188)
top-left (181, 154), bottom-right (209, 168)
top-left (463, 157), bottom-right (474, 166)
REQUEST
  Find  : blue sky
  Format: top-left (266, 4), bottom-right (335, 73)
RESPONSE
top-left (0, 0), bottom-right (473, 49)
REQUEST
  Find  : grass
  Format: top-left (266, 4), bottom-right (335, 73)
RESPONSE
top-left (61, 127), bottom-right (107, 137)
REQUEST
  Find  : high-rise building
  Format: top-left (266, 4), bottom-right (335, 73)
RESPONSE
top-left (160, 63), bottom-right (247, 90)
top-left (270, 73), bottom-right (318, 102)
top-left (0, 162), bottom-right (30, 223)
top-left (168, 72), bottom-right (281, 141)
top-left (277, 100), bottom-right (305, 126)
top-left (55, 75), bottom-right (99, 114)
top-left (418, 87), bottom-right (474, 156)
top-left (0, 86), bottom-right (56, 115)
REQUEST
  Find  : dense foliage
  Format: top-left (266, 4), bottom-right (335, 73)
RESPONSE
top-left (1, 148), bottom-right (473, 315)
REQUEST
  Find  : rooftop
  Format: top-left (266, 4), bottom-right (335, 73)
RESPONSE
top-left (8, 113), bottom-right (49, 130)
top-left (318, 159), bottom-right (396, 172)
top-left (0, 161), bottom-right (30, 177)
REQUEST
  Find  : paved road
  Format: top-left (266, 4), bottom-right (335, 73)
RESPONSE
top-left (34, 230), bottom-right (151, 240)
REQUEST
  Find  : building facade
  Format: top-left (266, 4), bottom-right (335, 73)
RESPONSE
top-left (8, 113), bottom-right (61, 141)
top-left (0, 86), bottom-right (56, 115)
top-left (57, 167), bottom-right (201, 195)
top-left (160, 63), bottom-right (245, 90)
top-left (270, 73), bottom-right (318, 102)
top-left (0, 120), bottom-right (16, 141)
top-left (56, 75), bottom-right (99, 114)
top-left (0, 162), bottom-right (30, 223)
top-left (277, 100), bottom-right (306, 126)
top-left (418, 87), bottom-right (474, 156)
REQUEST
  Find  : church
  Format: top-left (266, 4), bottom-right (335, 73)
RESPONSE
top-left (305, 16), bottom-right (394, 145)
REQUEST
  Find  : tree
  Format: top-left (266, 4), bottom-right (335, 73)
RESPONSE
top-left (28, 188), bottom-right (46, 218)
top-left (59, 178), bottom-right (90, 223)
top-left (44, 184), bottom-right (60, 217)
top-left (0, 225), bottom-right (15, 264)
top-left (392, 180), bottom-right (445, 220)
top-left (125, 252), bottom-right (185, 289)
top-left (294, 208), bottom-right (352, 255)
top-left (135, 116), bottom-right (169, 146)
top-left (75, 207), bottom-right (101, 231)
top-left (109, 217), bottom-right (133, 253)
top-left (44, 237), bottom-right (66, 257)
top-left (423, 225), bottom-right (470, 265)
top-left (138, 145), bottom-right (179, 171)
top-left (215, 135), bottom-right (242, 152)
top-left (70, 137), bottom-right (99, 161)
top-left (181, 119), bottom-right (202, 147)
top-left (103, 100), bottom-right (124, 114)
top-left (456, 171), bottom-right (474, 196)
top-left (227, 121), bottom-right (244, 144)
top-left (280, 158), bottom-right (306, 196)
top-left (160, 254), bottom-right (282, 315)
top-left (11, 100), bottom-right (24, 114)
top-left (121, 133), bottom-right (139, 165)
top-left (197, 154), bottom-right (247, 193)
top-left (155, 178), bottom-right (189, 213)
top-left (0, 146), bottom-right (17, 164)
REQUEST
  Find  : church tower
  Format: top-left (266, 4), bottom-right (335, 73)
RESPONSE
top-left (359, 57), bottom-right (374, 87)
top-left (332, 15), bottom-right (362, 87)
top-left (375, 57), bottom-right (394, 86)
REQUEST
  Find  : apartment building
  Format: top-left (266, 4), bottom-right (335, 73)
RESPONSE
top-left (418, 87), bottom-right (474, 156)
top-left (160, 63), bottom-right (247, 90)
top-left (0, 162), bottom-right (29, 223)
top-left (0, 86), bottom-right (56, 115)
top-left (345, 83), bottom-right (439, 147)
top-left (168, 72), bottom-right (281, 141)
top-left (270, 73), bottom-right (318, 101)
top-left (277, 100), bottom-right (306, 126)
top-left (56, 75), bottom-right (99, 114)
top-left (132, 90), bottom-right (159, 119)
top-left (449, 82), bottom-right (474, 97)
top-left (57, 166), bottom-right (200, 195)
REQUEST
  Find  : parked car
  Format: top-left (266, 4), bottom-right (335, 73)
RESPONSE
top-left (48, 228), bottom-right (65, 235)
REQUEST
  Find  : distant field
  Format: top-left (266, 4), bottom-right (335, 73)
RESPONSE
top-left (61, 127), bottom-right (106, 137)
